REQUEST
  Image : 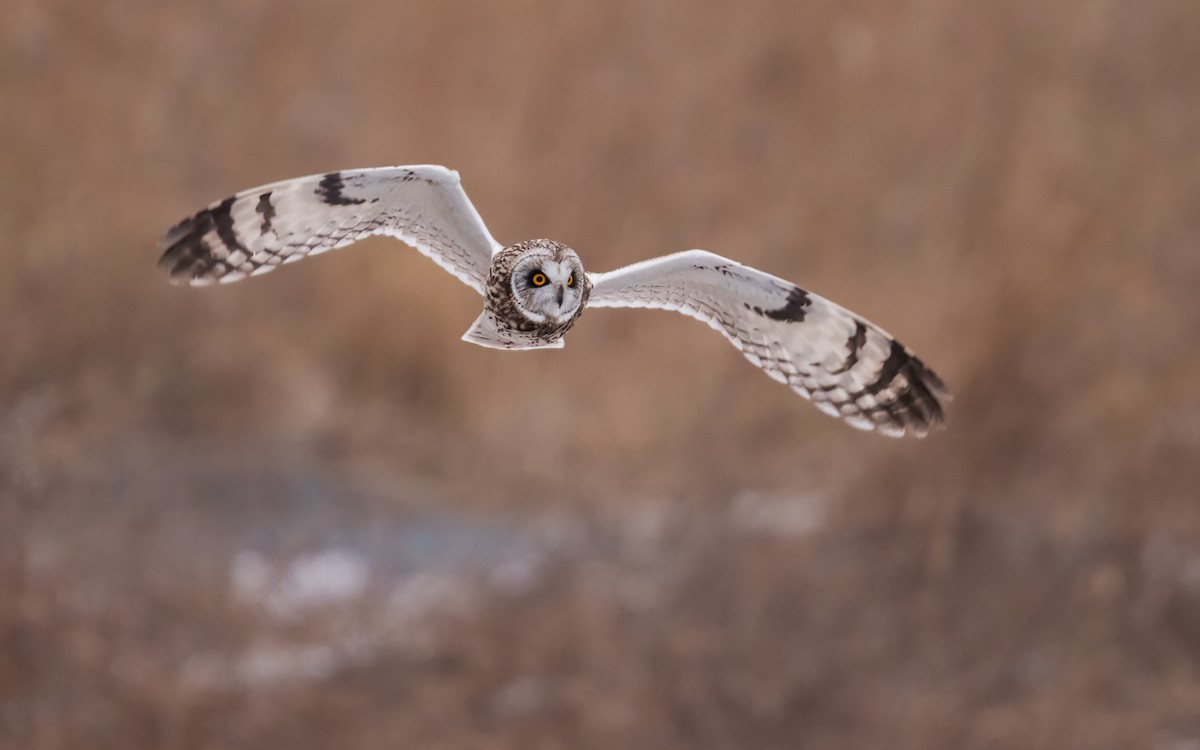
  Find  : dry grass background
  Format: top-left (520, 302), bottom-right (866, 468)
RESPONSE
top-left (3, 0), bottom-right (1200, 747)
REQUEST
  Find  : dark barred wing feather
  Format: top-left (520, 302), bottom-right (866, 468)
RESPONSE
top-left (159, 166), bottom-right (501, 294)
top-left (587, 250), bottom-right (948, 438)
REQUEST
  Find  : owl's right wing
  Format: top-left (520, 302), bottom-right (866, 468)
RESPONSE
top-left (159, 166), bottom-right (502, 295)
top-left (586, 250), bottom-right (948, 438)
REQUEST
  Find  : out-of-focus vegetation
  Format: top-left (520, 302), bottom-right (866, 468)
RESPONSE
top-left (3, 1), bottom-right (1200, 747)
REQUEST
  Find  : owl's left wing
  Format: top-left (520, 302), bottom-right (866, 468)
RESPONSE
top-left (586, 250), bottom-right (948, 437)
top-left (159, 166), bottom-right (501, 294)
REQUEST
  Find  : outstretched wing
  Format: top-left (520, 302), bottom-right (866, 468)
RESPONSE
top-left (159, 165), bottom-right (501, 294)
top-left (586, 250), bottom-right (948, 437)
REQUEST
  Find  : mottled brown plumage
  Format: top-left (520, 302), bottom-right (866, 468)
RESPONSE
top-left (485, 240), bottom-right (591, 343)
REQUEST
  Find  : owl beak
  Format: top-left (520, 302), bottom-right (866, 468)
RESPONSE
top-left (555, 285), bottom-right (565, 307)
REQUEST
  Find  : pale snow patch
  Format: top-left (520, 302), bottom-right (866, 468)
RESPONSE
top-left (233, 548), bottom-right (370, 618)
top-left (730, 491), bottom-right (826, 537)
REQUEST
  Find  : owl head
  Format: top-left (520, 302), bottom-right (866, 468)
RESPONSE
top-left (504, 239), bottom-right (590, 325)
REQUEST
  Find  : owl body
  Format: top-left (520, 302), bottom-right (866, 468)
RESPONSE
top-left (160, 165), bottom-right (949, 437)
top-left (478, 240), bottom-right (591, 348)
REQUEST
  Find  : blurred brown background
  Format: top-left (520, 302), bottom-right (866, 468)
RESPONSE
top-left (3, 0), bottom-right (1200, 747)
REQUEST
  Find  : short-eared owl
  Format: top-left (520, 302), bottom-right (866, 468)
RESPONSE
top-left (160, 166), bottom-right (948, 437)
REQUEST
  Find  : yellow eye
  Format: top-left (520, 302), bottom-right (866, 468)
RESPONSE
top-left (567, 275), bottom-right (574, 287)
top-left (531, 273), bottom-right (547, 287)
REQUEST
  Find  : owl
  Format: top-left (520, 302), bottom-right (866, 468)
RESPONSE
top-left (160, 166), bottom-right (948, 437)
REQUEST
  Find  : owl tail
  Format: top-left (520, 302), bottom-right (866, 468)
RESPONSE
top-left (461, 311), bottom-right (565, 351)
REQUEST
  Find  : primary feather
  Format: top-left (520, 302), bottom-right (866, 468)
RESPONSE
top-left (159, 166), bottom-right (500, 294)
top-left (588, 251), bottom-right (948, 437)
